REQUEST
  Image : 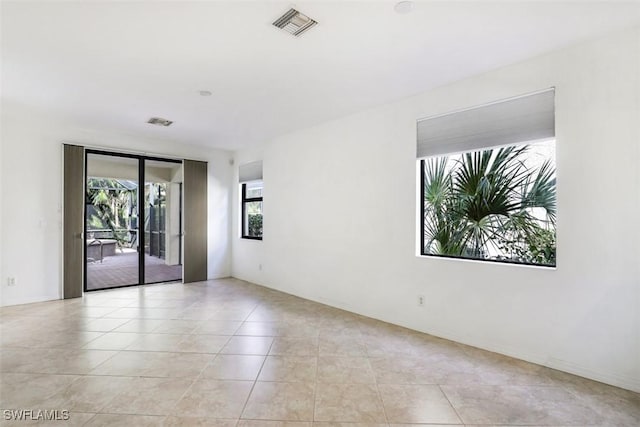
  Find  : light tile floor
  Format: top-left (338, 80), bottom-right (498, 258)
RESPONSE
top-left (0, 278), bottom-right (638, 426)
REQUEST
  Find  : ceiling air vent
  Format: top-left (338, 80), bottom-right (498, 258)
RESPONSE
top-left (272, 8), bottom-right (317, 37)
top-left (147, 117), bottom-right (173, 127)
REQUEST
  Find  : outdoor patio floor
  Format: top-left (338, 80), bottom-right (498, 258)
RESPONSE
top-left (87, 251), bottom-right (181, 291)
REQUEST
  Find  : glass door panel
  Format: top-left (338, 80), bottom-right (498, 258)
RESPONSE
top-left (144, 159), bottom-right (183, 284)
top-left (85, 153), bottom-right (140, 291)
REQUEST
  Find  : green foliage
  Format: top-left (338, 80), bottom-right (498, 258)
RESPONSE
top-left (498, 224), bottom-right (556, 265)
top-left (423, 145), bottom-right (556, 266)
top-left (87, 178), bottom-right (134, 248)
top-left (248, 214), bottom-right (263, 237)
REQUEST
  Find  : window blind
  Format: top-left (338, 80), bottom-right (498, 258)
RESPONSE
top-left (417, 89), bottom-right (555, 158)
top-left (238, 160), bottom-right (263, 182)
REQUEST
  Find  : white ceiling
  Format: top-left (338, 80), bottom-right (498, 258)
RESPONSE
top-left (2, 1), bottom-right (640, 150)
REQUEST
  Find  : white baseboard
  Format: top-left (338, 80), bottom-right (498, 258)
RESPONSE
top-left (208, 273), bottom-right (232, 280)
top-left (233, 276), bottom-right (640, 393)
top-left (1, 294), bottom-right (61, 307)
top-left (544, 357), bottom-right (640, 393)
top-left (413, 323), bottom-right (640, 393)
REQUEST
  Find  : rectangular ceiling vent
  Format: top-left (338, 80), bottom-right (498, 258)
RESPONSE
top-left (147, 117), bottom-right (173, 127)
top-left (272, 8), bottom-right (317, 37)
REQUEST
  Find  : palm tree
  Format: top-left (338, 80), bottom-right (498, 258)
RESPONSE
top-left (423, 145), bottom-right (556, 265)
top-left (87, 178), bottom-right (134, 249)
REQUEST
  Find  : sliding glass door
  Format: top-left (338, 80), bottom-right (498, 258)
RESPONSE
top-left (84, 151), bottom-right (183, 291)
top-left (144, 159), bottom-right (183, 284)
top-left (85, 153), bottom-right (140, 290)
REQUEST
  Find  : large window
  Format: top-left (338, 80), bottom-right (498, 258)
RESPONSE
top-left (421, 141), bottom-right (556, 266)
top-left (242, 181), bottom-right (263, 239)
top-left (417, 89), bottom-right (556, 267)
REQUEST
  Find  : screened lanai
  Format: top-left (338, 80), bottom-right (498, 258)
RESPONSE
top-left (85, 153), bottom-right (183, 290)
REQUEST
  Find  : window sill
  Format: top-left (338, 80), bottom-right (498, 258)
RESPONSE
top-left (416, 253), bottom-right (556, 270)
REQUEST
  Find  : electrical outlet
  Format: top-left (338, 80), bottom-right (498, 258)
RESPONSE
top-left (417, 295), bottom-right (425, 307)
top-left (258, 264), bottom-right (262, 271)
top-left (7, 277), bottom-right (16, 287)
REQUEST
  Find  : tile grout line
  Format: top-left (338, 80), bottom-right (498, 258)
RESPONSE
top-left (368, 337), bottom-right (391, 425)
top-left (237, 302), bottom-right (274, 421)
top-left (312, 336), bottom-right (320, 422)
top-left (437, 383), bottom-right (465, 425)
top-left (157, 336), bottom-right (218, 420)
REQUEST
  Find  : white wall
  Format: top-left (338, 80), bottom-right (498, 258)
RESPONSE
top-left (0, 102), bottom-right (233, 306)
top-left (232, 27), bottom-right (640, 391)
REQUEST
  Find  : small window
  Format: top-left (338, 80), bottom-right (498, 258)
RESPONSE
top-left (242, 181), bottom-right (263, 240)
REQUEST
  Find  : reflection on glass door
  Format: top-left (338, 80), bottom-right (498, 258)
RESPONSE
top-left (144, 160), bottom-right (183, 284)
top-left (85, 153), bottom-right (140, 291)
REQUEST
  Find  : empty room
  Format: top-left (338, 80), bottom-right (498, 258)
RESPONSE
top-left (1, 0), bottom-right (639, 425)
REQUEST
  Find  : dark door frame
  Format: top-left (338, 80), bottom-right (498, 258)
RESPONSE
top-left (83, 149), bottom-right (182, 292)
